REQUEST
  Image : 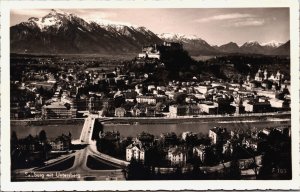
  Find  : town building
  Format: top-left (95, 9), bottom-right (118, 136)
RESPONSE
top-left (137, 132), bottom-right (154, 147)
top-left (193, 145), bottom-right (208, 163)
top-left (243, 99), bottom-right (271, 113)
top-left (222, 140), bottom-right (234, 155)
top-left (188, 105), bottom-right (201, 115)
top-left (136, 95), bottom-right (157, 105)
top-left (49, 134), bottom-right (72, 151)
top-left (126, 142), bottom-right (146, 162)
top-left (181, 131), bottom-right (197, 141)
top-left (99, 131), bottom-right (120, 143)
top-left (209, 127), bottom-right (229, 145)
top-left (18, 135), bottom-right (39, 152)
top-left (138, 44), bottom-right (161, 60)
top-left (198, 102), bottom-right (218, 114)
top-left (169, 105), bottom-right (188, 117)
top-left (130, 106), bottom-right (142, 117)
top-left (233, 95), bottom-right (245, 114)
top-left (72, 96), bottom-right (102, 112)
top-left (256, 90), bottom-right (277, 99)
top-left (274, 126), bottom-right (291, 137)
top-left (255, 69), bottom-right (264, 82)
top-left (42, 102), bottom-right (77, 119)
top-left (269, 98), bottom-right (289, 109)
top-left (124, 91), bottom-right (137, 103)
top-left (115, 107), bottom-right (126, 117)
top-left (242, 137), bottom-right (260, 151)
top-left (167, 146), bottom-right (187, 166)
top-left (194, 85), bottom-right (212, 94)
top-left (145, 106), bottom-right (156, 117)
top-left (169, 104), bottom-right (202, 117)
top-left (262, 128), bottom-right (273, 136)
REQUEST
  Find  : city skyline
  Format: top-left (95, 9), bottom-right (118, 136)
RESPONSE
top-left (10, 8), bottom-right (289, 46)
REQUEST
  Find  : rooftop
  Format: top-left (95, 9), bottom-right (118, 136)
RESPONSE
top-left (43, 102), bottom-right (67, 109)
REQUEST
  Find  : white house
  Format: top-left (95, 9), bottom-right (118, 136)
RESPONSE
top-left (167, 146), bottom-right (187, 166)
top-left (126, 142), bottom-right (146, 162)
top-left (193, 145), bottom-right (207, 163)
top-left (209, 127), bottom-right (228, 144)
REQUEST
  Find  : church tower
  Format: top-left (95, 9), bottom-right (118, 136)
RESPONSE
top-left (246, 73), bottom-right (251, 82)
top-left (264, 69), bottom-right (268, 80)
top-left (275, 71), bottom-right (282, 87)
top-left (235, 95), bottom-right (245, 114)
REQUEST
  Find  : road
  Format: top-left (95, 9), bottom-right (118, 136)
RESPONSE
top-left (12, 115), bottom-right (128, 181)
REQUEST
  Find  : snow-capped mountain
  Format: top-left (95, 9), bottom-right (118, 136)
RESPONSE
top-left (10, 9), bottom-right (290, 56)
top-left (158, 33), bottom-right (202, 41)
top-left (261, 40), bottom-right (283, 48)
top-left (270, 40), bottom-right (290, 55)
top-left (214, 40), bottom-right (289, 55)
top-left (23, 9), bottom-right (91, 32)
top-left (89, 18), bottom-right (137, 33)
top-left (241, 41), bottom-right (262, 48)
top-left (239, 41), bottom-right (265, 54)
top-left (10, 9), bottom-right (162, 54)
top-left (158, 33), bottom-right (218, 55)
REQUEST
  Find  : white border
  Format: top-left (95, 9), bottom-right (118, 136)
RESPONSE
top-left (1, 0), bottom-right (299, 191)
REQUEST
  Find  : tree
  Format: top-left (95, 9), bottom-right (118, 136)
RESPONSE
top-left (38, 130), bottom-right (47, 143)
top-left (11, 131), bottom-right (18, 151)
top-left (228, 159), bottom-right (241, 179)
top-left (114, 96), bottom-right (125, 108)
top-left (173, 165), bottom-right (183, 179)
top-left (174, 92), bottom-right (187, 104)
top-left (185, 134), bottom-right (198, 147)
top-left (257, 153), bottom-right (273, 179)
top-left (68, 132), bottom-right (72, 140)
top-left (126, 159), bottom-right (150, 180)
top-left (155, 102), bottom-right (165, 112)
top-left (38, 130), bottom-right (51, 160)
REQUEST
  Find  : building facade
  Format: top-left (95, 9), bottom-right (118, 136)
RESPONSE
top-left (42, 102), bottom-right (77, 119)
top-left (168, 146), bottom-right (187, 166)
top-left (126, 142), bottom-right (146, 162)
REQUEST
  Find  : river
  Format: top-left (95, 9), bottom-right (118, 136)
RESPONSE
top-left (103, 120), bottom-right (290, 137)
top-left (11, 119), bottom-right (290, 139)
top-left (11, 124), bottom-right (83, 139)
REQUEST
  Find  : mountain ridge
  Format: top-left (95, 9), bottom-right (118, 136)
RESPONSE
top-left (10, 10), bottom-right (290, 56)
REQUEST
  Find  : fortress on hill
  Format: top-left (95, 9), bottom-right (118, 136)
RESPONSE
top-left (138, 42), bottom-right (183, 60)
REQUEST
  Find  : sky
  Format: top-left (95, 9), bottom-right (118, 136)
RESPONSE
top-left (10, 8), bottom-right (289, 46)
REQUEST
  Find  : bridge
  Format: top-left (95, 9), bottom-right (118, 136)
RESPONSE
top-left (13, 115), bottom-right (129, 181)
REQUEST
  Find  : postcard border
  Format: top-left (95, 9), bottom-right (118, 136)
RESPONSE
top-left (1, 0), bottom-right (299, 191)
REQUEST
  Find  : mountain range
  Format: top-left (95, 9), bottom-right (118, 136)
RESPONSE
top-left (159, 33), bottom-right (289, 56)
top-left (10, 9), bottom-right (290, 56)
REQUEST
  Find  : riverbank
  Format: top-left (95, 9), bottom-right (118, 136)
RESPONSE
top-left (104, 112), bottom-right (290, 125)
top-left (10, 112), bottom-right (291, 126)
top-left (154, 155), bottom-right (262, 174)
top-left (11, 118), bottom-right (85, 126)
top-left (10, 112), bottom-right (290, 126)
